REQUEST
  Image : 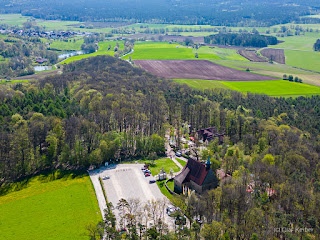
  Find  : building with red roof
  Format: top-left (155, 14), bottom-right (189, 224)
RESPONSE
top-left (174, 157), bottom-right (219, 194)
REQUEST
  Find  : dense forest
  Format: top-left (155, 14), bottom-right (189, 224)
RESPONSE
top-left (314, 39), bottom-right (320, 51)
top-left (0, 55), bottom-right (319, 239)
top-left (0, 0), bottom-right (319, 26)
top-left (204, 33), bottom-right (278, 48)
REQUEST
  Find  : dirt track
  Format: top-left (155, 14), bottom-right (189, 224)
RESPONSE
top-left (134, 59), bottom-right (277, 81)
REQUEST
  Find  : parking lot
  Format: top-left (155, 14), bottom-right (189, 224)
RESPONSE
top-left (94, 163), bottom-right (174, 228)
top-left (101, 164), bottom-right (165, 204)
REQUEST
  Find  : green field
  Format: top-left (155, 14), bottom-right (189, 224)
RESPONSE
top-left (49, 39), bottom-right (84, 51)
top-left (285, 50), bottom-right (320, 72)
top-left (0, 173), bottom-right (101, 240)
top-left (174, 79), bottom-right (320, 97)
top-left (0, 14), bottom-right (32, 25)
top-left (273, 35), bottom-right (320, 51)
top-left (123, 42), bottom-right (221, 60)
top-left (61, 41), bottom-right (124, 64)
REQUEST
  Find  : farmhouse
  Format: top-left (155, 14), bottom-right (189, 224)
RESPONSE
top-left (197, 127), bottom-right (225, 144)
top-left (174, 157), bottom-right (218, 194)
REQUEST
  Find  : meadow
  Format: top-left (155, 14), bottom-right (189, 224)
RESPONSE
top-left (173, 79), bottom-right (320, 97)
top-left (0, 173), bottom-right (101, 240)
top-left (148, 158), bottom-right (181, 176)
top-left (60, 41), bottom-right (124, 64)
top-left (49, 39), bottom-right (84, 51)
top-left (285, 50), bottom-right (320, 72)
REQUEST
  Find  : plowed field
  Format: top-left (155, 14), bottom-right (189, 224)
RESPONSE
top-left (134, 59), bottom-right (277, 81)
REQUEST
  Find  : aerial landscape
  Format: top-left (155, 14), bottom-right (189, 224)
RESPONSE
top-left (0, 0), bottom-right (320, 239)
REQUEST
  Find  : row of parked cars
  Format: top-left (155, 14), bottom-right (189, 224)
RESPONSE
top-left (141, 167), bottom-right (156, 184)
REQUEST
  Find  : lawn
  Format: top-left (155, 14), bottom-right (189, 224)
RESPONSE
top-left (199, 46), bottom-right (248, 61)
top-left (49, 39), bottom-right (84, 51)
top-left (148, 158), bottom-right (180, 176)
top-left (176, 158), bottom-right (187, 168)
top-left (0, 173), bottom-right (101, 240)
top-left (123, 42), bottom-right (220, 60)
top-left (285, 50), bottom-right (320, 72)
top-left (173, 79), bottom-right (320, 97)
top-left (61, 41), bottom-right (124, 64)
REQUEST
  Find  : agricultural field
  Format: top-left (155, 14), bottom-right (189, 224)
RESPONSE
top-left (123, 42), bottom-right (220, 60)
top-left (61, 41), bottom-right (124, 64)
top-left (0, 172), bottom-right (101, 240)
top-left (273, 35), bottom-right (320, 51)
top-left (173, 79), bottom-right (320, 97)
top-left (0, 14), bottom-right (32, 25)
top-left (238, 50), bottom-right (267, 62)
top-left (260, 48), bottom-right (286, 64)
top-left (285, 50), bottom-right (320, 72)
top-left (134, 59), bottom-right (277, 81)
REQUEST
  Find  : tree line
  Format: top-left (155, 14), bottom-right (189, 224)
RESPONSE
top-left (204, 33), bottom-right (278, 48)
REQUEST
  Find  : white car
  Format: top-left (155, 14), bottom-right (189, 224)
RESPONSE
top-left (102, 176), bottom-right (110, 180)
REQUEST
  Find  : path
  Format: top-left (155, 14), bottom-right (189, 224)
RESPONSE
top-left (88, 168), bottom-right (108, 220)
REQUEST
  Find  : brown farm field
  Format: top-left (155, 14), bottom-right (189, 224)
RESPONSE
top-left (134, 60), bottom-right (277, 81)
top-left (260, 48), bottom-right (285, 64)
top-left (238, 50), bottom-right (267, 62)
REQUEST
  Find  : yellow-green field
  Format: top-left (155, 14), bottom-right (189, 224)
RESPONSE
top-left (174, 79), bottom-right (320, 97)
top-left (0, 173), bottom-right (101, 240)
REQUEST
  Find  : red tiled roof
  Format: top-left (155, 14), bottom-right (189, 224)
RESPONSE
top-left (175, 158), bottom-right (209, 186)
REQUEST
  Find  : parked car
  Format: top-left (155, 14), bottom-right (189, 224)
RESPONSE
top-left (175, 152), bottom-right (182, 157)
top-left (144, 170), bottom-right (151, 174)
top-left (149, 179), bottom-right (156, 184)
top-left (145, 173), bottom-right (151, 177)
top-left (141, 168), bottom-right (145, 171)
top-left (102, 176), bottom-right (110, 180)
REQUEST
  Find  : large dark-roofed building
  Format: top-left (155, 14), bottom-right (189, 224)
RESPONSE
top-left (174, 158), bottom-right (218, 194)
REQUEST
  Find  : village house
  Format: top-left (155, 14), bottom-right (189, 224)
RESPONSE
top-left (196, 127), bottom-right (225, 144)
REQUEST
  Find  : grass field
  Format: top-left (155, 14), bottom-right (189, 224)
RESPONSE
top-left (49, 39), bottom-right (84, 51)
top-left (0, 173), bottom-right (101, 240)
top-left (272, 35), bottom-right (319, 51)
top-left (61, 41), bottom-right (124, 64)
top-left (149, 158), bottom-right (180, 176)
top-left (0, 14), bottom-right (32, 25)
top-left (174, 79), bottom-right (320, 97)
top-left (123, 42), bottom-right (221, 60)
top-left (285, 50), bottom-right (320, 72)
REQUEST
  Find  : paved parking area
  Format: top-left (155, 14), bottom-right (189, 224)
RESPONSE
top-left (90, 163), bottom-right (174, 228)
top-left (101, 164), bottom-right (165, 205)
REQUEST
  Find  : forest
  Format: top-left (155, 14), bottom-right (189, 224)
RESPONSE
top-left (204, 33), bottom-right (278, 48)
top-left (0, 55), bottom-right (319, 239)
top-left (0, 0), bottom-right (319, 26)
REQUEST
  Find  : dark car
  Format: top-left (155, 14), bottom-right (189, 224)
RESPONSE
top-left (145, 173), bottom-right (151, 177)
top-left (149, 180), bottom-right (156, 184)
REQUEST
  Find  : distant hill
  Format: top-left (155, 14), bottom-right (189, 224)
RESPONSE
top-left (0, 0), bottom-right (318, 26)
